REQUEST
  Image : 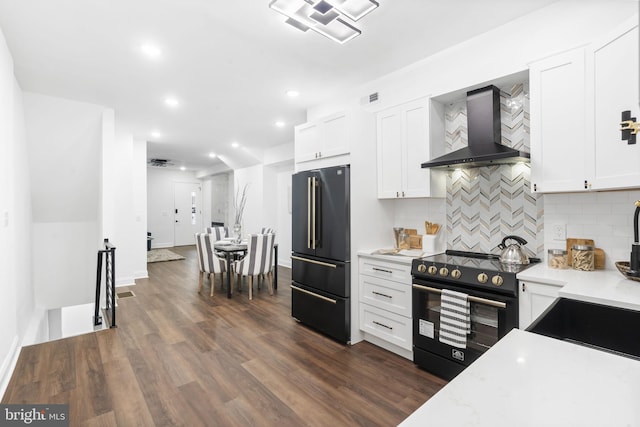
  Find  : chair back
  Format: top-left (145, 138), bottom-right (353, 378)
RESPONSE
top-left (237, 233), bottom-right (275, 276)
top-left (195, 232), bottom-right (225, 274)
top-left (205, 226), bottom-right (228, 240)
top-left (261, 227), bottom-right (275, 235)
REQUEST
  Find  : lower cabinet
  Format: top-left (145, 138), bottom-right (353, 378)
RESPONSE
top-left (518, 280), bottom-right (564, 329)
top-left (358, 255), bottom-right (413, 359)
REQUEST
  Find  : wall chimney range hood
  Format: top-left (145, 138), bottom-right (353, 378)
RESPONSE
top-left (421, 85), bottom-right (530, 170)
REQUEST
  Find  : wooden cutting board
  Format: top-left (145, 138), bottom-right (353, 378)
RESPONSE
top-left (594, 248), bottom-right (605, 270)
top-left (566, 238), bottom-right (594, 267)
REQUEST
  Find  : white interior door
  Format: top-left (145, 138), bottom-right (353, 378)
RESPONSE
top-left (174, 182), bottom-right (202, 246)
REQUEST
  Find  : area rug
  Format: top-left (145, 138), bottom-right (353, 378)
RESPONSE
top-left (147, 249), bottom-right (185, 263)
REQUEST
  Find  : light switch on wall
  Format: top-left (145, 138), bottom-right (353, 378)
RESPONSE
top-left (552, 223), bottom-right (566, 241)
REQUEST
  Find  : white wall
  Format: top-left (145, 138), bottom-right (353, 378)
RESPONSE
top-left (23, 92), bottom-right (104, 309)
top-left (105, 126), bottom-right (148, 285)
top-left (0, 26), bottom-right (37, 398)
top-left (543, 191), bottom-right (640, 269)
top-left (232, 164), bottom-right (265, 237)
top-left (147, 167), bottom-right (200, 248)
top-left (275, 166), bottom-right (293, 267)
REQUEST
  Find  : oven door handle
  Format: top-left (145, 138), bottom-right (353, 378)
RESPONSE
top-left (412, 284), bottom-right (507, 309)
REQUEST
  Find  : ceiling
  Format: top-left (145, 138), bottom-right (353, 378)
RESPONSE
top-left (0, 0), bottom-right (560, 172)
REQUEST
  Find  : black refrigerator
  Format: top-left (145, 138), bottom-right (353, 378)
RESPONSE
top-left (291, 164), bottom-right (350, 343)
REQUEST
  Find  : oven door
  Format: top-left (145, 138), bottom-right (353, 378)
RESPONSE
top-left (412, 279), bottom-right (518, 372)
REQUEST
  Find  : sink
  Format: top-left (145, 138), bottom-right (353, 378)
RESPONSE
top-left (526, 298), bottom-right (640, 360)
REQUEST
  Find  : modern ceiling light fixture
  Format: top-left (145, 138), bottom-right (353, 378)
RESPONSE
top-left (269, 0), bottom-right (379, 44)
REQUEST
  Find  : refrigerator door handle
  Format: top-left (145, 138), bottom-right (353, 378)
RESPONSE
top-left (312, 176), bottom-right (317, 250)
top-left (307, 176), bottom-right (311, 249)
top-left (291, 285), bottom-right (337, 304)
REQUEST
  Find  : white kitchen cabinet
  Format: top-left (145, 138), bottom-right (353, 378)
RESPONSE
top-left (376, 97), bottom-right (443, 199)
top-left (358, 255), bottom-right (413, 359)
top-left (294, 111), bottom-right (349, 164)
top-left (518, 280), bottom-right (563, 329)
top-left (587, 17), bottom-right (640, 191)
top-left (530, 48), bottom-right (587, 193)
top-left (530, 17), bottom-right (640, 194)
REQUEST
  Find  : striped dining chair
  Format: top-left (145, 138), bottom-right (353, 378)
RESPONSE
top-left (194, 232), bottom-right (227, 296)
top-left (233, 233), bottom-right (275, 300)
top-left (205, 226), bottom-right (228, 240)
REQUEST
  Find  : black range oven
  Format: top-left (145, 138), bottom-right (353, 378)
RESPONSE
top-left (412, 250), bottom-right (537, 380)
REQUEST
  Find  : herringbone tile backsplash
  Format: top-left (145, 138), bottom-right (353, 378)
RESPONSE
top-left (445, 84), bottom-right (544, 256)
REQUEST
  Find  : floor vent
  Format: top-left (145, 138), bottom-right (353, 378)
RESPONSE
top-left (117, 291), bottom-right (136, 299)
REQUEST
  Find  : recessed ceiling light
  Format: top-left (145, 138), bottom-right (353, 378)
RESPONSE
top-left (275, 121), bottom-right (285, 127)
top-left (151, 131), bottom-right (162, 138)
top-left (286, 89), bottom-right (300, 97)
top-left (164, 97), bottom-right (179, 107)
top-left (140, 43), bottom-right (162, 58)
top-left (231, 142), bottom-right (239, 148)
top-left (180, 166), bottom-right (186, 171)
top-left (208, 152), bottom-right (217, 158)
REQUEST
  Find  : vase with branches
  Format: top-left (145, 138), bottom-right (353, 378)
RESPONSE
top-left (233, 183), bottom-right (249, 243)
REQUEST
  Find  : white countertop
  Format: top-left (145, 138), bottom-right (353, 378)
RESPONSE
top-left (517, 263), bottom-right (640, 311)
top-left (357, 249), bottom-right (442, 265)
top-left (399, 329), bottom-right (640, 427)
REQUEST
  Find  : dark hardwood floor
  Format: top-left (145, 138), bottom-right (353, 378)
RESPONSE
top-left (2, 245), bottom-right (446, 426)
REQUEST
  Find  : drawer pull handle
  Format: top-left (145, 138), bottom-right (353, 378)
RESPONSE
top-left (291, 256), bottom-right (337, 269)
top-left (373, 321), bottom-right (393, 330)
top-left (372, 291), bottom-right (392, 299)
top-left (372, 267), bottom-right (393, 274)
top-left (291, 285), bottom-right (337, 304)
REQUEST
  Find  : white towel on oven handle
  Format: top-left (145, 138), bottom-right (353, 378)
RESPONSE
top-left (438, 289), bottom-right (471, 349)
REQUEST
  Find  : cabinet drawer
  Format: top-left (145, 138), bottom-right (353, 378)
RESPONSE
top-left (359, 257), bottom-right (411, 283)
top-left (359, 275), bottom-right (411, 317)
top-left (359, 304), bottom-right (412, 351)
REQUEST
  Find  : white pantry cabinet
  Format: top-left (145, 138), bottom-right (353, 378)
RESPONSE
top-left (358, 254), bottom-right (413, 359)
top-left (518, 280), bottom-right (563, 329)
top-left (376, 97), bottom-right (443, 199)
top-left (294, 111), bottom-right (349, 164)
top-left (530, 17), bottom-right (639, 193)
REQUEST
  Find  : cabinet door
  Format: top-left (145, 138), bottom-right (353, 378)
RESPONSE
top-left (529, 49), bottom-right (587, 193)
top-left (519, 280), bottom-right (562, 329)
top-left (320, 112), bottom-right (349, 159)
top-left (587, 19), bottom-right (640, 190)
top-left (402, 99), bottom-right (433, 198)
top-left (376, 106), bottom-right (403, 198)
top-left (294, 121), bottom-right (320, 163)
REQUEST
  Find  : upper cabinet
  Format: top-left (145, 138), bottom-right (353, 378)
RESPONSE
top-left (376, 97), bottom-right (444, 199)
top-left (530, 48), bottom-right (587, 193)
top-left (295, 111), bottom-right (349, 164)
top-left (586, 18), bottom-right (640, 190)
top-left (530, 17), bottom-right (639, 193)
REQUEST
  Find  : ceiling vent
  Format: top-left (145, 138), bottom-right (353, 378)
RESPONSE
top-left (369, 92), bottom-right (379, 103)
top-left (148, 158), bottom-right (174, 167)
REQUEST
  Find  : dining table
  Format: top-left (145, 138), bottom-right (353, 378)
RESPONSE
top-left (214, 240), bottom-right (278, 298)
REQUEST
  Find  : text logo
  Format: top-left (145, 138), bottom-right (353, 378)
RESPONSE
top-left (1, 405), bottom-right (68, 426)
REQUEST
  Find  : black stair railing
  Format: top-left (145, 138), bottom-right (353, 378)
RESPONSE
top-left (94, 238), bottom-right (117, 328)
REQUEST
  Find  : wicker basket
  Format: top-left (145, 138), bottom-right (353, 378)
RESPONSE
top-left (615, 261), bottom-right (640, 282)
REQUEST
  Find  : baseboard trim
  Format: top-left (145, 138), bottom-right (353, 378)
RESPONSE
top-left (0, 335), bottom-right (20, 400)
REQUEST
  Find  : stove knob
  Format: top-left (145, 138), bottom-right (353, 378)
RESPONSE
top-left (477, 273), bottom-right (488, 284)
top-left (417, 264), bottom-right (427, 273)
top-left (451, 269), bottom-right (462, 279)
top-left (428, 265), bottom-right (438, 275)
top-left (492, 275), bottom-right (504, 287)
top-left (439, 267), bottom-right (449, 277)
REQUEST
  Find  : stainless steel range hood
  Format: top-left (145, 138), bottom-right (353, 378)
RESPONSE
top-left (421, 85), bottom-right (530, 170)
